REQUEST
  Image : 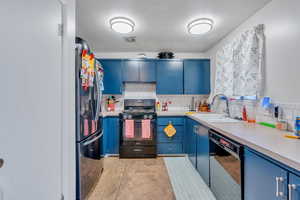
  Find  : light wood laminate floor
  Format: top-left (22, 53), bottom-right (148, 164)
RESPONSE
top-left (88, 157), bottom-right (176, 200)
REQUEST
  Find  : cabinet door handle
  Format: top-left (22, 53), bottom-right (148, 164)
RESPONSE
top-left (0, 158), bottom-right (4, 168)
top-left (288, 184), bottom-right (296, 200)
top-left (193, 125), bottom-right (197, 133)
top-left (276, 177), bottom-right (284, 197)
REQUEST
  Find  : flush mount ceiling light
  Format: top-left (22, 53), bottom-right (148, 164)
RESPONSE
top-left (187, 18), bottom-right (214, 35)
top-left (109, 17), bottom-right (135, 34)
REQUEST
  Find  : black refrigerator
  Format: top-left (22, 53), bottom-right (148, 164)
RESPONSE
top-left (75, 37), bottom-right (104, 200)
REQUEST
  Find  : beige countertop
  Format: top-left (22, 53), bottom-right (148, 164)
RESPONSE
top-left (101, 111), bottom-right (121, 117)
top-left (156, 111), bottom-right (187, 116)
top-left (188, 114), bottom-right (300, 172)
top-left (102, 111), bottom-right (187, 117)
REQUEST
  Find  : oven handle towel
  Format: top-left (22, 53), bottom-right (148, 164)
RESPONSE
top-left (142, 119), bottom-right (151, 139)
top-left (125, 120), bottom-right (135, 139)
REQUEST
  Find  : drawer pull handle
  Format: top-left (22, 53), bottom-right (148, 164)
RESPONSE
top-left (288, 184), bottom-right (296, 200)
top-left (276, 177), bottom-right (284, 197)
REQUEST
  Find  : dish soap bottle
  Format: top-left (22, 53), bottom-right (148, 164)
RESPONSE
top-left (295, 117), bottom-right (300, 136)
top-left (156, 101), bottom-right (161, 111)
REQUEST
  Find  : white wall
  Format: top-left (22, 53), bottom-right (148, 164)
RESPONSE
top-left (61, 0), bottom-right (76, 199)
top-left (95, 51), bottom-right (208, 59)
top-left (206, 0), bottom-right (300, 103)
top-left (0, 0), bottom-right (76, 200)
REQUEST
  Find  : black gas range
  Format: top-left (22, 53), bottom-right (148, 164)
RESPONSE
top-left (119, 99), bottom-right (157, 158)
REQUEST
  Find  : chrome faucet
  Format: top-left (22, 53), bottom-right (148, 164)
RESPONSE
top-left (211, 94), bottom-right (230, 117)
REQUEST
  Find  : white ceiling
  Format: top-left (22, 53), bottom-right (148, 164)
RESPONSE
top-left (76, 0), bottom-right (271, 53)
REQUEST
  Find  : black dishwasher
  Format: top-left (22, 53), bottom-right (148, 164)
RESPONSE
top-left (209, 130), bottom-right (244, 200)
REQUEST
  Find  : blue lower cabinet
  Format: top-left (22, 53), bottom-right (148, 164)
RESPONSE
top-left (190, 121), bottom-right (197, 168)
top-left (244, 149), bottom-right (288, 200)
top-left (103, 117), bottom-right (119, 154)
top-left (158, 143), bottom-right (183, 154)
top-left (157, 117), bottom-right (185, 154)
top-left (186, 118), bottom-right (197, 167)
top-left (157, 117), bottom-right (185, 126)
top-left (196, 125), bottom-right (210, 185)
top-left (289, 173), bottom-right (300, 200)
top-left (157, 125), bottom-right (184, 143)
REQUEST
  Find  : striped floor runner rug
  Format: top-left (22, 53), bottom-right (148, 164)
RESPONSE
top-left (164, 157), bottom-right (216, 200)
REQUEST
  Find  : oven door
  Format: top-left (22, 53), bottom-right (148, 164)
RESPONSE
top-left (121, 119), bottom-right (156, 145)
top-left (209, 133), bottom-right (243, 200)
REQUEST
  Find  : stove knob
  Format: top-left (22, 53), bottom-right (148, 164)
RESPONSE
top-left (123, 115), bottom-right (127, 120)
top-left (128, 115), bottom-right (132, 119)
top-left (148, 115), bottom-right (153, 119)
top-left (143, 115), bottom-right (148, 119)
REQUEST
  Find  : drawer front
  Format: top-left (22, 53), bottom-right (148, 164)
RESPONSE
top-left (157, 117), bottom-right (184, 126)
top-left (157, 125), bottom-right (184, 142)
top-left (120, 146), bottom-right (156, 158)
top-left (158, 143), bottom-right (183, 154)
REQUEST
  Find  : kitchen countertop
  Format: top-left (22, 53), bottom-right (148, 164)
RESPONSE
top-left (188, 114), bottom-right (300, 172)
top-left (101, 110), bottom-right (300, 171)
top-left (102, 111), bottom-right (187, 117)
top-left (156, 111), bottom-right (187, 116)
top-left (101, 111), bottom-right (121, 117)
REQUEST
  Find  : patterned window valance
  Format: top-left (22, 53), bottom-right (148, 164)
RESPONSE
top-left (213, 24), bottom-right (265, 98)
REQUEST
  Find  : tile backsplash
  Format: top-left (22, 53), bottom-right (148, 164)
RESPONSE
top-left (156, 95), bottom-right (209, 111)
top-left (102, 94), bottom-right (209, 112)
top-left (102, 83), bottom-right (209, 112)
top-left (214, 99), bottom-right (300, 132)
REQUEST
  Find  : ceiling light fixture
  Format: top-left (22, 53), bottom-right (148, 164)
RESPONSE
top-left (109, 17), bottom-right (135, 34)
top-left (187, 18), bottom-right (214, 35)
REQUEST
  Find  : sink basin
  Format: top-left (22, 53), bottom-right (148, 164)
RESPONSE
top-left (190, 113), bottom-right (241, 123)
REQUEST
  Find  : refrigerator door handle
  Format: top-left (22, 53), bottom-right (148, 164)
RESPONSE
top-left (83, 131), bottom-right (103, 146)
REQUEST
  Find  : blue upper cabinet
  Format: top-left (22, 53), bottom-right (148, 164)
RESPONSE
top-left (184, 59), bottom-right (211, 94)
top-left (139, 60), bottom-right (156, 82)
top-left (244, 148), bottom-right (288, 200)
top-left (123, 59), bottom-right (156, 82)
top-left (99, 59), bottom-right (123, 94)
top-left (156, 60), bottom-right (183, 94)
top-left (123, 60), bottom-right (140, 82)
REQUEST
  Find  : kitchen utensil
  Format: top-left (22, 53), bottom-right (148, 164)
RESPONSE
top-left (284, 134), bottom-right (300, 139)
top-left (258, 122), bottom-right (276, 128)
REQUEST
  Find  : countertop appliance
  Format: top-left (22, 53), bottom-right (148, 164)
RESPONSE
top-left (209, 130), bottom-right (244, 200)
top-left (75, 37), bottom-right (104, 200)
top-left (119, 99), bottom-right (157, 158)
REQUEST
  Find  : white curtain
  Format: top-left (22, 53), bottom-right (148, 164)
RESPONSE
top-left (214, 24), bottom-right (265, 98)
